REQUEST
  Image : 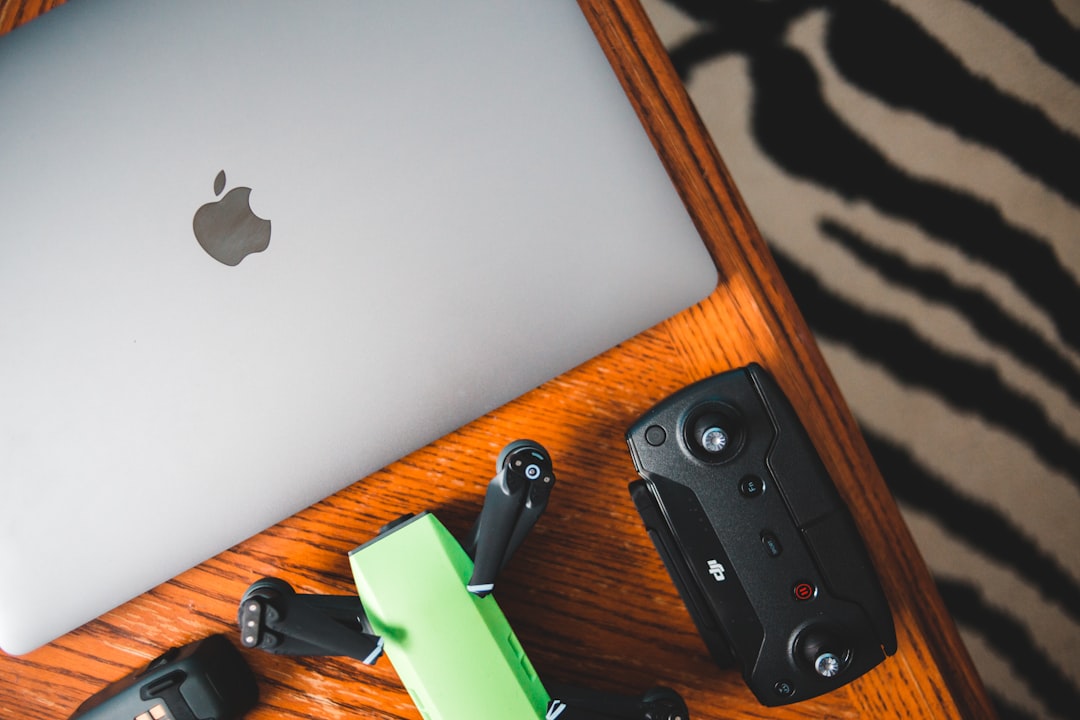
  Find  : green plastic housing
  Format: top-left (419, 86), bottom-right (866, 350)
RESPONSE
top-left (348, 512), bottom-right (549, 720)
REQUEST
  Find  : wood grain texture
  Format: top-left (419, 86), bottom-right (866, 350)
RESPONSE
top-left (0, 1), bottom-right (995, 718)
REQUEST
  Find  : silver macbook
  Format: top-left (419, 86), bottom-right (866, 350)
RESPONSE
top-left (0, 0), bottom-right (716, 655)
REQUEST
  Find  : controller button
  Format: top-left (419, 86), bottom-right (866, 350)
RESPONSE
top-left (644, 424), bottom-right (667, 446)
top-left (739, 475), bottom-right (764, 497)
top-left (761, 532), bottom-right (783, 557)
top-left (774, 680), bottom-right (795, 697)
top-left (793, 581), bottom-right (817, 601)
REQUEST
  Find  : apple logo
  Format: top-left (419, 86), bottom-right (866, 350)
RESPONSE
top-left (192, 169), bottom-right (271, 266)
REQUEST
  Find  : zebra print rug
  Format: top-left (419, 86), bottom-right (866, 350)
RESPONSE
top-left (639, 1), bottom-right (1080, 717)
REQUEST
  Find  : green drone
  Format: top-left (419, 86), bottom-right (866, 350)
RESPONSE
top-left (238, 440), bottom-right (688, 720)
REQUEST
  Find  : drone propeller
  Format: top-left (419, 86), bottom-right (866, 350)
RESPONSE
top-left (463, 439), bottom-right (556, 596)
top-left (237, 577), bottom-right (383, 665)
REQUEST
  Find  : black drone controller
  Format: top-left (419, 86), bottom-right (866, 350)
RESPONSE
top-left (625, 363), bottom-right (896, 706)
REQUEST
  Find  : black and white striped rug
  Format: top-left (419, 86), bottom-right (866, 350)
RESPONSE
top-left (640, 1), bottom-right (1080, 718)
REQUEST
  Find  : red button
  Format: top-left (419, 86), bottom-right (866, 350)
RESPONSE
top-left (793, 582), bottom-right (816, 601)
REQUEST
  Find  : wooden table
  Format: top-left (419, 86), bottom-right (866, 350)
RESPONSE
top-left (0, 1), bottom-right (995, 718)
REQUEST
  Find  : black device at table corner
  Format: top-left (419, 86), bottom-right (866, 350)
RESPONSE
top-left (68, 634), bottom-right (258, 720)
top-left (625, 362), bottom-right (897, 706)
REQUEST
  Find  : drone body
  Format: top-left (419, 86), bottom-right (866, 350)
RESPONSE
top-left (349, 511), bottom-right (549, 719)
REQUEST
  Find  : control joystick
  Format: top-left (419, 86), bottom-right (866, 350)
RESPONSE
top-left (795, 626), bottom-right (852, 679)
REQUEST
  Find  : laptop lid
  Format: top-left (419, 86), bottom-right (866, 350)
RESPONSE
top-left (0, 0), bottom-right (716, 654)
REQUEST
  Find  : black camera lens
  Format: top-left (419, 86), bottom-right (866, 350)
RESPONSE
top-left (684, 402), bottom-right (744, 463)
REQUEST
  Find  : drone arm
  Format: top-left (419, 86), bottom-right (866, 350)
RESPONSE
top-left (466, 440), bottom-right (557, 597)
top-left (238, 578), bottom-right (384, 665)
top-left (501, 469), bottom-right (554, 572)
top-left (465, 465), bottom-right (527, 595)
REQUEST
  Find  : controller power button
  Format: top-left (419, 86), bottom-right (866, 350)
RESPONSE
top-left (793, 582), bottom-right (817, 601)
